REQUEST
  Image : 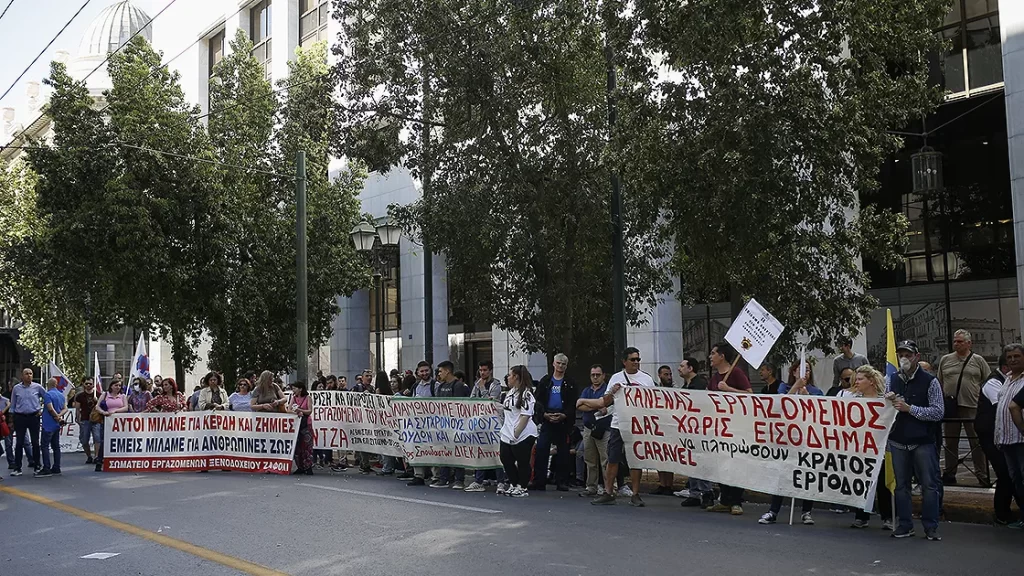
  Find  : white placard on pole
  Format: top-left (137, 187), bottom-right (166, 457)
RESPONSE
top-left (724, 298), bottom-right (785, 368)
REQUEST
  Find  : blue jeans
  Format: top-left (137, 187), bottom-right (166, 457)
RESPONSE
top-left (41, 428), bottom-right (61, 472)
top-left (474, 467), bottom-right (506, 483)
top-left (5, 432), bottom-right (32, 467)
top-left (688, 477), bottom-right (713, 496)
top-left (381, 455), bottom-right (397, 473)
top-left (79, 421), bottom-right (101, 452)
top-left (891, 443), bottom-right (941, 532)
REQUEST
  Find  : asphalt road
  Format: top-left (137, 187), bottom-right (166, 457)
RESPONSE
top-left (1, 460), bottom-right (1021, 576)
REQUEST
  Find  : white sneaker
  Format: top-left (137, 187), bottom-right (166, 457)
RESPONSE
top-left (881, 519), bottom-right (894, 531)
top-left (801, 512), bottom-right (814, 525)
top-left (510, 486), bottom-right (529, 498)
top-left (758, 512), bottom-right (777, 525)
top-left (673, 489), bottom-right (691, 498)
top-left (618, 485), bottom-right (633, 497)
top-left (451, 481), bottom-right (465, 490)
top-left (464, 482), bottom-right (486, 492)
top-left (496, 483), bottom-right (509, 495)
top-left (596, 486), bottom-right (606, 496)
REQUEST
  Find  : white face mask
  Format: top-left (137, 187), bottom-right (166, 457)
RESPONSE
top-left (899, 357), bottom-right (913, 372)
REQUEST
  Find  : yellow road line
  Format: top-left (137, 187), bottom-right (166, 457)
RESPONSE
top-left (0, 485), bottom-right (289, 576)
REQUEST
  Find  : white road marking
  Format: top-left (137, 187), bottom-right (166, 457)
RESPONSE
top-left (81, 552), bottom-right (120, 560)
top-left (297, 483), bottom-right (503, 514)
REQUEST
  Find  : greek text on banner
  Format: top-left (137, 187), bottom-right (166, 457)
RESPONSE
top-left (391, 398), bottom-right (503, 469)
top-left (102, 411), bottom-right (299, 475)
top-left (311, 391), bottom-right (403, 457)
top-left (617, 387), bottom-right (897, 508)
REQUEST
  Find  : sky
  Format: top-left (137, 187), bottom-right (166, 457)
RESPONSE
top-left (0, 0), bottom-right (215, 115)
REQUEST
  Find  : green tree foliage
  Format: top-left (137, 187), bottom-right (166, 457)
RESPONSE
top-left (335, 0), bottom-right (669, 360)
top-left (618, 0), bottom-right (948, 357)
top-left (207, 37), bottom-right (368, 380)
top-left (0, 160), bottom-right (85, 378)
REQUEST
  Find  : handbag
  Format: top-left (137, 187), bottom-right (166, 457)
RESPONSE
top-left (90, 392), bottom-right (106, 424)
top-left (943, 352), bottom-right (972, 419)
top-left (0, 418), bottom-right (10, 438)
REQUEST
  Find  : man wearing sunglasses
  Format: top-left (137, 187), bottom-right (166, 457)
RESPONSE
top-left (577, 347), bottom-right (655, 507)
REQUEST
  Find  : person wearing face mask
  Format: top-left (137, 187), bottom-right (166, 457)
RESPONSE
top-left (885, 340), bottom-right (944, 541)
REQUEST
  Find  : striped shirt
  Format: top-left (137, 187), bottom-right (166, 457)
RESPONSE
top-left (995, 374), bottom-right (1024, 447)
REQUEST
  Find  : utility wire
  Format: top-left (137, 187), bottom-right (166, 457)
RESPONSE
top-left (116, 142), bottom-right (296, 179)
top-left (0, 0), bottom-right (15, 24)
top-left (0, 0), bottom-right (93, 104)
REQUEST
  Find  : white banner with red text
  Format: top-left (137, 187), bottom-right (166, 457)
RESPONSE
top-left (102, 411), bottom-right (300, 474)
top-left (311, 391), bottom-right (403, 457)
top-left (616, 387), bottom-right (897, 508)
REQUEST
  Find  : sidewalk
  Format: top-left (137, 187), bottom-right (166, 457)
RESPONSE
top-left (635, 471), bottom-right (1006, 525)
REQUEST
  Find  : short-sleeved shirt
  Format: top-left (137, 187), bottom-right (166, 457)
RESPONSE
top-left (74, 391), bottom-right (98, 422)
top-left (500, 389), bottom-right (538, 444)
top-left (710, 369), bottom-right (752, 393)
top-left (607, 370), bottom-right (656, 430)
top-left (938, 352), bottom-right (990, 408)
top-left (42, 389), bottom-right (66, 432)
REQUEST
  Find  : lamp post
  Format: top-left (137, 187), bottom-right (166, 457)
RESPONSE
top-left (911, 146), bottom-right (952, 351)
top-left (351, 218), bottom-right (402, 373)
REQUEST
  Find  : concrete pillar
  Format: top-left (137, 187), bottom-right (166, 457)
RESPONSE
top-left (270, 0), bottom-right (299, 82)
top-left (1002, 0), bottom-right (1024, 333)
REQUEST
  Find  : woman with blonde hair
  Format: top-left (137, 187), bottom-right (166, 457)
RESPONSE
top-left (849, 364), bottom-right (894, 530)
top-left (252, 371), bottom-right (286, 412)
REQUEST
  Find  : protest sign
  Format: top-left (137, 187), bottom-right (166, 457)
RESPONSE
top-left (617, 387), bottom-right (897, 508)
top-left (59, 411), bottom-right (84, 453)
top-left (724, 298), bottom-right (785, 369)
top-left (391, 398), bottom-right (503, 469)
top-left (102, 411), bottom-right (299, 474)
top-left (311, 391), bottom-right (403, 457)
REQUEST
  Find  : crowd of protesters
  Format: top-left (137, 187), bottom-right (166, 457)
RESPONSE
top-left (3, 328), bottom-right (1024, 541)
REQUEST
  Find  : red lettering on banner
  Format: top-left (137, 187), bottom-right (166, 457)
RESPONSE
top-left (632, 441), bottom-right (696, 466)
top-left (709, 394), bottom-right (727, 414)
top-left (630, 415), bottom-right (664, 437)
top-left (780, 396), bottom-right (799, 420)
top-left (866, 401), bottom-right (886, 430)
top-left (847, 402), bottom-right (866, 428)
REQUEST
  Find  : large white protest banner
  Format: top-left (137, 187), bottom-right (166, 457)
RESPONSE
top-left (391, 398), bottom-right (503, 469)
top-left (311, 391), bottom-right (403, 457)
top-left (103, 411), bottom-right (300, 474)
top-left (617, 387), bottom-right (897, 508)
top-left (724, 298), bottom-right (785, 369)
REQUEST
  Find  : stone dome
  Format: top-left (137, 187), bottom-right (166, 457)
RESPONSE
top-left (77, 1), bottom-right (153, 58)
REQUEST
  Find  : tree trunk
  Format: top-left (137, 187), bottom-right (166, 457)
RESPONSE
top-left (171, 325), bottom-right (186, 392)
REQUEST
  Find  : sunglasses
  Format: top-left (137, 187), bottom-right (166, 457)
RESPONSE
top-left (627, 357), bottom-right (641, 362)
top-left (590, 374), bottom-right (603, 378)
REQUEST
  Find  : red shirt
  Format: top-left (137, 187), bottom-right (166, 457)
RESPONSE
top-left (710, 368), bottom-right (752, 392)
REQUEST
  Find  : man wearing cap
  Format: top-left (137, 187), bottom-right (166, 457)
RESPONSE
top-left (886, 340), bottom-right (944, 541)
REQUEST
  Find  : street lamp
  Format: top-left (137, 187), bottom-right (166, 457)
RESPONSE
top-left (350, 218), bottom-right (402, 373)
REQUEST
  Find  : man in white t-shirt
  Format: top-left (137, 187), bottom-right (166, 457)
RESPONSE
top-left (576, 346), bottom-right (655, 507)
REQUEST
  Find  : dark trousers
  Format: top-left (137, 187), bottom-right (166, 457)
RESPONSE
top-left (719, 484), bottom-right (744, 506)
top-left (500, 437), bottom-right (536, 488)
top-left (981, 438), bottom-right (1022, 522)
top-left (13, 412), bottom-right (40, 471)
top-left (1002, 443), bottom-right (1024, 523)
top-left (855, 464), bottom-right (893, 522)
top-left (769, 495), bottom-right (814, 515)
top-left (533, 420), bottom-right (570, 486)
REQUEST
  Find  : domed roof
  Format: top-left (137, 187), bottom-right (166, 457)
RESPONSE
top-left (78, 1), bottom-right (153, 58)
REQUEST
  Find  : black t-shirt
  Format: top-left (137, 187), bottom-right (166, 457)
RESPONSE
top-left (1013, 386), bottom-right (1024, 408)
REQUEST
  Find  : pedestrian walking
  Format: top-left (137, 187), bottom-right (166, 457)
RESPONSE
top-left (499, 365), bottom-right (539, 498)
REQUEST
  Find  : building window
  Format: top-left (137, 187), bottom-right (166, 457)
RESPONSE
top-left (370, 265), bottom-right (401, 333)
top-left (299, 0), bottom-right (329, 48)
top-left (250, 0), bottom-right (272, 80)
top-left (208, 29), bottom-right (225, 76)
top-left (937, 0), bottom-right (1002, 98)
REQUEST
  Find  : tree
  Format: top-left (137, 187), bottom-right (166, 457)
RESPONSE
top-left (0, 160), bottom-right (86, 378)
top-left (206, 38), bottom-right (368, 380)
top-left (334, 0), bottom-right (669, 361)
top-left (615, 0), bottom-right (948, 358)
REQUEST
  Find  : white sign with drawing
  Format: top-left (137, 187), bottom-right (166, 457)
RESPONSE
top-left (724, 298), bottom-right (785, 368)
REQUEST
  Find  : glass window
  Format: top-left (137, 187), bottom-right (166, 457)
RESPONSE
top-left (208, 30), bottom-right (225, 77)
top-left (966, 16), bottom-right (1003, 89)
top-left (250, 1), bottom-right (271, 44)
top-left (299, 0), bottom-right (329, 49)
top-left (936, 1), bottom-right (1002, 97)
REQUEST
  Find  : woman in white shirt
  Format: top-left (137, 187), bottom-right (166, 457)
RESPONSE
top-left (499, 365), bottom-right (538, 498)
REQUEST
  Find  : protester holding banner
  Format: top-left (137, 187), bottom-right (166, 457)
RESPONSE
top-left (886, 340), bottom-right (944, 541)
top-left (758, 364), bottom-right (822, 525)
top-left (146, 378), bottom-right (186, 413)
top-left (199, 372), bottom-right (230, 411)
top-left (406, 361), bottom-right (436, 486)
top-left (850, 365), bottom-right (894, 530)
top-left (230, 379), bottom-right (254, 412)
top-left (707, 342), bottom-right (751, 515)
top-left (10, 368), bottom-right (45, 476)
top-left (499, 365), bottom-right (539, 498)
top-left (577, 347), bottom-right (655, 507)
top-left (289, 380), bottom-right (315, 475)
top-left (252, 371), bottom-right (287, 413)
top-left (128, 378), bottom-right (153, 413)
top-left (94, 378), bottom-right (129, 472)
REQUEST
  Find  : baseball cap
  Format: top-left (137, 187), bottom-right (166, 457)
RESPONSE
top-left (896, 340), bottom-right (919, 354)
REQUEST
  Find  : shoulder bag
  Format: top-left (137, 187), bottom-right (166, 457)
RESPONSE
top-left (943, 352), bottom-right (973, 419)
